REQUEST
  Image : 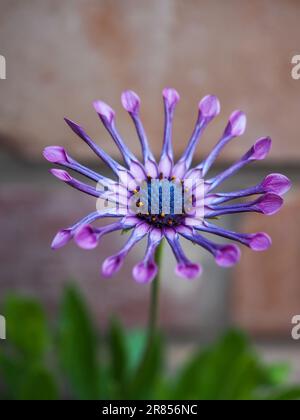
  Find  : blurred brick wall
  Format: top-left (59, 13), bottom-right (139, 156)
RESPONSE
top-left (0, 0), bottom-right (300, 339)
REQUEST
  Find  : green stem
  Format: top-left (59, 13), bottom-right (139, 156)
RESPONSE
top-left (147, 240), bottom-right (164, 348)
top-left (129, 240), bottom-right (164, 395)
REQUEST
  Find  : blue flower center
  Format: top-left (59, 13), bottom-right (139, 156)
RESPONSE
top-left (135, 177), bottom-right (191, 228)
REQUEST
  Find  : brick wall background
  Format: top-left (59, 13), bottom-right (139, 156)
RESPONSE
top-left (0, 0), bottom-right (300, 374)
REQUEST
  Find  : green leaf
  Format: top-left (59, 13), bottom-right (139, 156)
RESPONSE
top-left (263, 363), bottom-right (290, 386)
top-left (172, 329), bottom-right (268, 400)
top-left (57, 285), bottom-right (101, 400)
top-left (266, 386), bottom-right (300, 400)
top-left (0, 352), bottom-right (24, 399)
top-left (108, 318), bottom-right (128, 390)
top-left (127, 333), bottom-right (163, 399)
top-left (126, 329), bottom-right (146, 373)
top-left (18, 366), bottom-right (58, 400)
top-left (3, 295), bottom-right (49, 360)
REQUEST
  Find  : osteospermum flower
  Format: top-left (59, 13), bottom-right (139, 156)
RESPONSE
top-left (43, 88), bottom-right (291, 283)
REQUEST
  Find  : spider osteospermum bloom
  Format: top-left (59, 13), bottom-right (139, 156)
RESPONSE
top-left (43, 88), bottom-right (291, 283)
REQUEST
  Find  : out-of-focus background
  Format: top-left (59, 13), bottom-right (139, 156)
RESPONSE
top-left (0, 0), bottom-right (300, 385)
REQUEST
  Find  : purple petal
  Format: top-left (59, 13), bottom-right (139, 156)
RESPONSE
top-left (162, 87), bottom-right (180, 109)
top-left (172, 161), bottom-right (187, 179)
top-left (74, 225), bottom-right (98, 249)
top-left (206, 137), bottom-right (272, 192)
top-left (51, 168), bottom-right (106, 198)
top-left (250, 137), bottom-right (272, 160)
top-left (224, 110), bottom-right (247, 137)
top-left (93, 100), bottom-right (115, 124)
top-left (93, 101), bottom-right (138, 168)
top-left (248, 232), bottom-right (272, 251)
top-left (193, 221), bottom-right (272, 252)
top-left (129, 160), bottom-right (146, 181)
top-left (51, 229), bottom-right (72, 249)
top-left (101, 223), bottom-right (149, 278)
top-left (175, 262), bottom-right (202, 280)
top-left (133, 261), bottom-right (158, 284)
top-left (160, 88), bottom-right (179, 167)
top-left (145, 159), bottom-right (158, 178)
top-left (215, 244), bottom-right (241, 267)
top-left (261, 173), bottom-right (291, 195)
top-left (255, 193), bottom-right (283, 215)
top-left (158, 154), bottom-right (172, 178)
top-left (64, 117), bottom-right (125, 175)
top-left (206, 173), bottom-right (291, 204)
top-left (199, 95), bottom-right (220, 119)
top-left (102, 255), bottom-right (124, 277)
top-left (132, 227), bottom-right (162, 283)
top-left (165, 228), bottom-right (202, 279)
top-left (199, 111), bottom-right (246, 177)
top-left (172, 97), bottom-right (219, 176)
top-left (122, 93), bottom-right (156, 165)
top-left (43, 146), bottom-right (70, 164)
top-left (50, 168), bottom-right (72, 182)
top-left (178, 226), bottom-right (240, 267)
top-left (121, 90), bottom-right (140, 114)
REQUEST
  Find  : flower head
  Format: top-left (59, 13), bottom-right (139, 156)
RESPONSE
top-left (44, 89), bottom-right (290, 283)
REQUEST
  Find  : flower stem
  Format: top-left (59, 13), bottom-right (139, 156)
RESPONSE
top-left (130, 240), bottom-right (164, 394)
top-left (147, 239), bottom-right (164, 348)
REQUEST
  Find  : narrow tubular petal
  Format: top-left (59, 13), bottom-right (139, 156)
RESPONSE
top-left (101, 223), bottom-right (150, 277)
top-left (199, 110), bottom-right (247, 176)
top-left (73, 225), bottom-right (99, 249)
top-left (51, 210), bottom-right (103, 249)
top-left (261, 173), bottom-right (291, 195)
top-left (206, 193), bottom-right (283, 217)
top-left (50, 169), bottom-right (129, 207)
top-left (164, 228), bottom-right (202, 279)
top-left (74, 216), bottom-right (138, 249)
top-left (172, 95), bottom-right (220, 178)
top-left (193, 222), bottom-right (272, 251)
top-left (177, 225), bottom-right (240, 267)
top-left (121, 90), bottom-right (157, 168)
top-left (50, 169), bottom-right (106, 198)
top-left (132, 228), bottom-right (162, 283)
top-left (64, 118), bottom-right (125, 176)
top-left (43, 145), bottom-right (114, 186)
top-left (206, 137), bottom-right (272, 191)
top-left (206, 173), bottom-right (292, 205)
top-left (159, 88), bottom-right (180, 177)
top-left (93, 100), bottom-right (139, 168)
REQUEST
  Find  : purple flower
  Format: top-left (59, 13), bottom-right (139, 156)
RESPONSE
top-left (43, 89), bottom-right (291, 283)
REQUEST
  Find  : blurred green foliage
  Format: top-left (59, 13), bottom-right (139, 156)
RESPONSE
top-left (0, 285), bottom-right (299, 400)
